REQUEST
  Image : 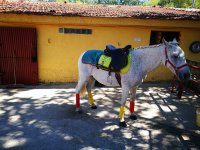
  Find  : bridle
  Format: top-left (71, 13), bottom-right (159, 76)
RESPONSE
top-left (164, 47), bottom-right (188, 76)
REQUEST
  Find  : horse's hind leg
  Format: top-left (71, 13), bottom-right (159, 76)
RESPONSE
top-left (75, 75), bottom-right (89, 112)
top-left (129, 87), bottom-right (137, 120)
top-left (86, 76), bottom-right (97, 109)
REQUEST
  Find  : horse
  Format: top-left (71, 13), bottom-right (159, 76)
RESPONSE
top-left (75, 38), bottom-right (190, 127)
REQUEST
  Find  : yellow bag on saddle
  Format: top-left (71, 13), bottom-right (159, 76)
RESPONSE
top-left (98, 55), bottom-right (112, 70)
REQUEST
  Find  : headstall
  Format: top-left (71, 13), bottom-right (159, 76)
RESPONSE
top-left (164, 47), bottom-right (188, 76)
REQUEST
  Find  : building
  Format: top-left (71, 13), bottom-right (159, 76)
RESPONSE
top-left (0, 2), bottom-right (200, 84)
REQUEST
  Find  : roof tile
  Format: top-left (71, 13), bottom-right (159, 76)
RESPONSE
top-left (0, 2), bottom-right (200, 20)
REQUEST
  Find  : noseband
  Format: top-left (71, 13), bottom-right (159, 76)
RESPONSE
top-left (164, 47), bottom-right (188, 76)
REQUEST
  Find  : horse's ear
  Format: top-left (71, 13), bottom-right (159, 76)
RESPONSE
top-left (162, 38), bottom-right (168, 46)
top-left (172, 38), bottom-right (179, 44)
top-left (172, 38), bottom-right (177, 43)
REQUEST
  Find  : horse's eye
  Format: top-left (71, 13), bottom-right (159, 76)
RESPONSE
top-left (173, 55), bottom-right (179, 59)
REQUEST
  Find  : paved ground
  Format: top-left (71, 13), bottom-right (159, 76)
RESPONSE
top-left (0, 83), bottom-right (200, 150)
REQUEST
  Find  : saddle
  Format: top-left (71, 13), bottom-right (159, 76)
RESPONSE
top-left (98, 44), bottom-right (131, 72)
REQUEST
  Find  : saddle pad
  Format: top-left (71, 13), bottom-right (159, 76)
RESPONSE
top-left (82, 50), bottom-right (103, 66)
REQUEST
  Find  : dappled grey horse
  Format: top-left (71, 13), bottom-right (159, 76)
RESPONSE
top-left (75, 38), bottom-right (190, 127)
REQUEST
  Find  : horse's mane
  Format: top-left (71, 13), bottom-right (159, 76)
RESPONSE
top-left (134, 44), bottom-right (163, 50)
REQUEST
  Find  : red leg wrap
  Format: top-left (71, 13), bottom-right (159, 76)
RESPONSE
top-left (76, 94), bottom-right (80, 108)
top-left (130, 101), bottom-right (135, 113)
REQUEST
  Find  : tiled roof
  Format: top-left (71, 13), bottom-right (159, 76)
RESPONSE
top-left (0, 2), bottom-right (200, 20)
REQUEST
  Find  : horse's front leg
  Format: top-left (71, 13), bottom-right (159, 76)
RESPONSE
top-left (119, 86), bottom-right (129, 127)
top-left (129, 87), bottom-right (137, 120)
top-left (86, 77), bottom-right (97, 109)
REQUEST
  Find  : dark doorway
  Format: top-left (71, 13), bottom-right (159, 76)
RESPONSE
top-left (0, 27), bottom-right (38, 85)
top-left (150, 31), bottom-right (180, 45)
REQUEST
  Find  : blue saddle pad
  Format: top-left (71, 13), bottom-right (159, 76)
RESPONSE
top-left (82, 50), bottom-right (103, 66)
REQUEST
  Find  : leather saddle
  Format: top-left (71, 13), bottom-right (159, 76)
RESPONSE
top-left (104, 44), bottom-right (131, 71)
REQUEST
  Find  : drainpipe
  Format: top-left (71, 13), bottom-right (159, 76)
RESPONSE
top-left (192, 0), bottom-right (195, 8)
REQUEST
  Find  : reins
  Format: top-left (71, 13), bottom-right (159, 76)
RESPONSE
top-left (164, 47), bottom-right (188, 76)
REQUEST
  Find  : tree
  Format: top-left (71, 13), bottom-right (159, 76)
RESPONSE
top-left (195, 0), bottom-right (200, 8)
top-left (57, 0), bottom-right (141, 5)
top-left (56, 0), bottom-right (200, 8)
top-left (144, 0), bottom-right (200, 8)
top-left (158, 0), bottom-right (189, 8)
top-left (143, 0), bottom-right (159, 6)
top-left (122, 0), bottom-right (141, 5)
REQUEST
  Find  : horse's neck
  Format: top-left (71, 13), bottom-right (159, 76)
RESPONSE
top-left (133, 45), bottom-right (165, 74)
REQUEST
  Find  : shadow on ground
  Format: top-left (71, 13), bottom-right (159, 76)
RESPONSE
top-left (0, 83), bottom-right (199, 150)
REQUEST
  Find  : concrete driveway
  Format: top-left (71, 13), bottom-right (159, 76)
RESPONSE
top-left (0, 83), bottom-right (200, 150)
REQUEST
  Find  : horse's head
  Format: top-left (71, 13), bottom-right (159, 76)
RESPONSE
top-left (162, 38), bottom-right (190, 81)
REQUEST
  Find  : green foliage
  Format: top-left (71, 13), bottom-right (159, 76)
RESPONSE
top-left (158, 0), bottom-right (190, 8)
top-left (57, 0), bottom-right (141, 5)
top-left (196, 0), bottom-right (200, 8)
top-left (122, 0), bottom-right (141, 5)
top-left (145, 0), bottom-right (200, 8)
top-left (143, 0), bottom-right (159, 6)
top-left (56, 0), bottom-right (200, 8)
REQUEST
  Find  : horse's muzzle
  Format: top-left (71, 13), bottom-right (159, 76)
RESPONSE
top-left (179, 72), bottom-right (191, 81)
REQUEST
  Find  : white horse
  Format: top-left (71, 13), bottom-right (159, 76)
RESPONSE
top-left (75, 38), bottom-right (190, 127)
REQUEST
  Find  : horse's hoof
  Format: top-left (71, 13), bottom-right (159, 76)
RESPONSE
top-left (76, 108), bottom-right (82, 114)
top-left (76, 110), bottom-right (82, 114)
top-left (130, 114), bottom-right (137, 120)
top-left (119, 121), bottom-right (127, 127)
top-left (91, 105), bottom-right (97, 109)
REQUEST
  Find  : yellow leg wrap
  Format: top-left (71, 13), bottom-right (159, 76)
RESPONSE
top-left (119, 106), bottom-right (125, 120)
top-left (88, 91), bottom-right (94, 105)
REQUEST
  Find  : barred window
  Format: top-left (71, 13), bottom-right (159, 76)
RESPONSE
top-left (59, 28), bottom-right (92, 35)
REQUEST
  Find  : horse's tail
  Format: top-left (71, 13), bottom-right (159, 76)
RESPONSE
top-left (79, 83), bottom-right (87, 96)
top-left (76, 52), bottom-right (88, 96)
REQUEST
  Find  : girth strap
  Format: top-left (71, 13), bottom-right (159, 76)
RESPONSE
top-left (115, 73), bottom-right (121, 87)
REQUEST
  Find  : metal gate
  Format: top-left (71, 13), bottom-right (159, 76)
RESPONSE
top-left (0, 27), bottom-right (38, 85)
